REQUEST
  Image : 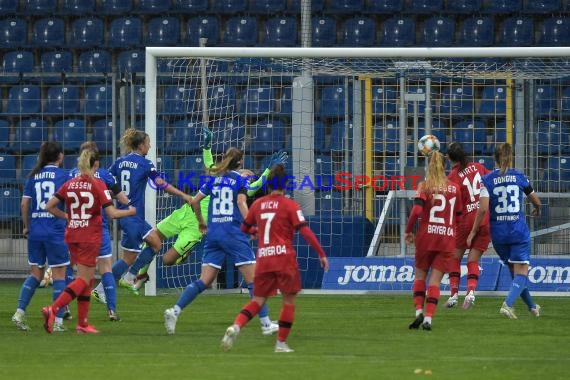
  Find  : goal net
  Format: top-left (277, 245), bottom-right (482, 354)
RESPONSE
top-left (144, 47), bottom-right (570, 295)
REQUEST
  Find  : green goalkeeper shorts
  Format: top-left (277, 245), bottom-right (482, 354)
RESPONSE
top-left (157, 202), bottom-right (208, 256)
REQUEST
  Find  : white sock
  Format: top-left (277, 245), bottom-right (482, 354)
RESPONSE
top-left (173, 305), bottom-right (182, 316)
top-left (259, 316), bottom-right (271, 327)
top-left (424, 316), bottom-right (432, 324)
top-left (123, 272), bottom-right (136, 282)
top-left (95, 282), bottom-right (104, 293)
top-left (55, 317), bottom-right (63, 324)
top-left (415, 309), bottom-right (423, 317)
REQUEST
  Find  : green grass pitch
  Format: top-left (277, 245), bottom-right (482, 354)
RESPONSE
top-left (1, 280), bottom-right (569, 380)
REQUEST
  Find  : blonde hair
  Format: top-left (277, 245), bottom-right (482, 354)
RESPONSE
top-left (79, 141), bottom-right (99, 154)
top-left (494, 143), bottom-right (513, 175)
top-left (78, 148), bottom-right (99, 176)
top-left (120, 127), bottom-right (148, 153)
top-left (209, 147), bottom-right (243, 175)
top-left (422, 151), bottom-right (448, 196)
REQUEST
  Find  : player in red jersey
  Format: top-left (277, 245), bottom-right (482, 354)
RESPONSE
top-left (41, 148), bottom-right (135, 334)
top-left (405, 151), bottom-right (463, 331)
top-left (445, 142), bottom-right (491, 309)
top-left (220, 164), bottom-right (329, 353)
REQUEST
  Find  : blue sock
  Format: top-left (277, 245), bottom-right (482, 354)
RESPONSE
top-left (176, 280), bottom-right (206, 310)
top-left (246, 282), bottom-right (269, 318)
top-left (112, 259), bottom-right (129, 281)
top-left (520, 288), bottom-right (535, 310)
top-left (102, 272), bottom-right (117, 312)
top-left (52, 279), bottom-right (66, 318)
top-left (17, 275), bottom-right (40, 311)
top-left (129, 246), bottom-right (156, 275)
top-left (505, 274), bottom-right (528, 307)
top-left (65, 266), bottom-right (74, 285)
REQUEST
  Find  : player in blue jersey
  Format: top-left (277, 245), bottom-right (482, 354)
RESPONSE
top-left (163, 147), bottom-right (283, 336)
top-left (12, 141), bottom-right (70, 332)
top-left (70, 142), bottom-right (129, 321)
top-left (107, 128), bottom-right (193, 297)
top-left (468, 143), bottom-right (542, 319)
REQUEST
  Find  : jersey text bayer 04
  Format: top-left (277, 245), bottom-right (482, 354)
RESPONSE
top-left (245, 194), bottom-right (306, 274)
top-left (55, 175), bottom-right (113, 244)
top-left (414, 182), bottom-right (463, 253)
top-left (109, 152), bottom-right (156, 218)
top-left (23, 165), bottom-right (68, 242)
top-left (198, 170), bottom-right (247, 241)
top-left (447, 162), bottom-right (490, 228)
top-left (480, 168), bottom-right (533, 244)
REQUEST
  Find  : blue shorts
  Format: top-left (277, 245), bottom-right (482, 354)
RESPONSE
top-left (119, 216), bottom-right (153, 253)
top-left (28, 239), bottom-right (70, 268)
top-left (99, 227), bottom-right (112, 259)
top-left (202, 234), bottom-right (255, 269)
top-left (493, 240), bottom-right (531, 265)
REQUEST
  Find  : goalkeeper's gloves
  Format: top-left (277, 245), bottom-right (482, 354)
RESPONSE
top-left (267, 149), bottom-right (288, 169)
top-left (201, 125), bottom-right (213, 149)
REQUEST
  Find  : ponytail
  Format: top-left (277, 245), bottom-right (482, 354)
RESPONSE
top-left (29, 141), bottom-right (63, 177)
top-left (494, 143), bottom-right (513, 175)
top-left (78, 148), bottom-right (99, 176)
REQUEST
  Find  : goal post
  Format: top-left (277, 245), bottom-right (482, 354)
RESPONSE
top-left (144, 47), bottom-right (570, 296)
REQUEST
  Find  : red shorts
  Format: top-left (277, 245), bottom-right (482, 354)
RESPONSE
top-left (415, 249), bottom-right (454, 273)
top-left (68, 242), bottom-right (100, 267)
top-left (456, 223), bottom-right (491, 252)
top-left (253, 267), bottom-right (301, 297)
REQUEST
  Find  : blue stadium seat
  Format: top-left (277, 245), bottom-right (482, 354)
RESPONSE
top-left (186, 16), bottom-right (220, 46)
top-left (446, 0), bottom-right (481, 13)
top-left (374, 119), bottom-right (399, 153)
top-left (498, 17), bottom-right (535, 46)
top-left (408, 0), bottom-right (443, 13)
top-left (315, 191), bottom-right (343, 215)
top-left (53, 119), bottom-right (86, 153)
top-left (485, 121), bottom-right (516, 153)
top-left (452, 119), bottom-right (488, 155)
top-left (147, 17), bottom-right (180, 46)
top-left (213, 0), bottom-right (247, 14)
top-left (84, 84), bottom-right (112, 115)
top-left (535, 120), bottom-right (568, 155)
top-left (330, 121), bottom-right (352, 152)
top-left (108, 17), bottom-right (142, 48)
top-left (0, 0), bottom-right (19, 13)
top-left (31, 18), bottom-right (65, 47)
top-left (156, 155), bottom-right (175, 185)
top-left (40, 51), bottom-right (73, 76)
top-left (117, 50), bottom-right (145, 73)
top-left (405, 85), bottom-right (436, 114)
top-left (14, 119), bottom-right (48, 154)
top-left (78, 50), bottom-right (112, 75)
top-left (279, 86), bottom-right (292, 116)
top-left (475, 156), bottom-right (495, 170)
top-left (421, 17), bottom-right (455, 47)
top-left (62, 0), bottom-right (96, 14)
top-left (0, 18), bottom-right (27, 48)
top-left (62, 154), bottom-right (79, 170)
top-left (136, 0), bottom-right (171, 13)
top-left (264, 17), bottom-right (297, 47)
top-left (178, 155), bottom-right (207, 190)
top-left (45, 85), bottom-right (81, 114)
top-left (0, 154), bottom-right (17, 185)
top-left (545, 156), bottom-right (570, 191)
top-left (524, 0), bottom-right (560, 13)
top-left (6, 85), bottom-right (41, 114)
top-left (1, 51), bottom-right (34, 76)
top-left (174, 0), bottom-right (209, 13)
top-left (231, 58), bottom-right (271, 83)
top-left (484, 0), bottom-right (522, 13)
top-left (372, 83), bottom-right (397, 114)
top-left (98, 0), bottom-right (132, 15)
top-left (561, 86), bottom-right (570, 116)
top-left (382, 17), bottom-right (415, 47)
top-left (312, 16), bottom-right (337, 47)
top-left (0, 187), bottom-right (21, 221)
top-left (129, 85), bottom-right (146, 114)
top-left (169, 119), bottom-right (202, 154)
top-left (328, 0), bottom-right (363, 13)
top-left (162, 85), bottom-right (197, 115)
top-left (20, 154), bottom-right (38, 181)
top-left (366, 0), bottom-right (403, 13)
top-left (315, 155), bottom-right (333, 188)
top-left (23, 0), bottom-right (57, 14)
top-left (459, 17), bottom-right (495, 46)
top-left (250, 119), bottom-right (286, 153)
top-left (539, 17), bottom-right (570, 46)
top-left (440, 85), bottom-right (475, 114)
top-left (0, 119), bottom-right (10, 151)
top-left (70, 17), bottom-right (104, 48)
top-left (91, 119), bottom-right (116, 153)
top-left (534, 84), bottom-right (556, 116)
top-left (319, 86), bottom-right (352, 119)
top-left (314, 120), bottom-right (328, 152)
top-left (212, 118), bottom-right (246, 152)
top-left (207, 84), bottom-right (236, 116)
top-left (341, 17), bottom-right (376, 47)
top-left (288, 0), bottom-right (324, 12)
top-left (250, 0), bottom-right (286, 13)
top-left (223, 16), bottom-right (258, 46)
top-left (479, 84), bottom-right (507, 115)
top-left (239, 86), bottom-right (276, 115)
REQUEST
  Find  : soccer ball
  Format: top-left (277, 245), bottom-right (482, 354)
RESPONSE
top-left (39, 267), bottom-right (53, 288)
top-left (417, 134), bottom-right (441, 156)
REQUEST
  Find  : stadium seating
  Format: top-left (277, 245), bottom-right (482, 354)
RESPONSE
top-left (459, 16), bottom-right (495, 46)
top-left (1, 51), bottom-right (34, 78)
top-left (147, 17), bottom-right (181, 46)
top-left (45, 85), bottom-right (81, 114)
top-left (178, 154), bottom-right (207, 190)
top-left (330, 120), bottom-right (352, 152)
top-left (213, 0), bottom-right (247, 14)
top-left (31, 18), bottom-right (65, 47)
top-left (263, 17), bottom-right (298, 47)
top-left (407, 0), bottom-right (443, 13)
top-left (13, 119), bottom-right (48, 154)
top-left (544, 156), bottom-right (570, 191)
top-left (134, 119), bottom-right (167, 152)
top-left (223, 16), bottom-right (258, 46)
top-left (6, 85), bottom-right (41, 114)
top-left (479, 84), bottom-right (507, 115)
top-left (561, 86), bottom-right (570, 116)
top-left (117, 50), bottom-right (145, 73)
top-left (108, 17), bottom-right (142, 48)
top-left (418, 118), bottom-right (448, 152)
top-left (279, 86), bottom-right (292, 116)
top-left (534, 84), bottom-right (557, 116)
top-left (61, 0), bottom-right (96, 14)
top-left (169, 119), bottom-right (202, 154)
top-left (91, 119), bottom-right (117, 153)
top-left (328, 0), bottom-right (363, 13)
top-left (70, 17), bottom-right (105, 48)
top-left (539, 17), bottom-right (570, 46)
top-left (84, 84), bottom-right (112, 115)
top-left (405, 85), bottom-right (436, 114)
top-left (372, 83), bottom-right (397, 115)
top-left (250, 0), bottom-right (286, 13)
top-left (0, 154), bottom-right (17, 185)
top-left (440, 85), bottom-right (475, 114)
top-left (523, 0), bottom-right (560, 13)
top-left (239, 86), bottom-right (276, 115)
top-left (452, 119), bottom-right (488, 155)
top-left (0, 187), bottom-right (21, 221)
top-left (475, 156), bottom-right (495, 170)
top-left (40, 51), bottom-right (73, 77)
top-left (314, 120), bottom-right (328, 152)
top-left (312, 16), bottom-right (337, 47)
top-left (136, 0), bottom-right (171, 13)
top-left (535, 120), bottom-right (568, 155)
top-left (0, 119), bottom-right (10, 152)
top-left (78, 50), bottom-right (112, 77)
top-left (162, 85), bottom-right (196, 115)
top-left (20, 154), bottom-right (38, 181)
top-left (421, 16), bottom-right (455, 47)
top-left (250, 119), bottom-right (286, 153)
top-left (374, 119), bottom-right (399, 153)
top-left (186, 16), bottom-right (220, 46)
top-left (498, 17), bottom-right (535, 46)
top-left (288, 0), bottom-right (324, 12)
top-left (445, 0), bottom-right (481, 13)
top-left (314, 155), bottom-right (334, 188)
top-left (0, 0), bottom-right (19, 13)
top-left (130, 85), bottom-right (146, 114)
top-left (207, 84), bottom-right (236, 116)
top-left (98, 0), bottom-right (133, 15)
top-left (484, 0), bottom-right (523, 13)
top-left (382, 17), bottom-right (416, 47)
top-left (0, 18), bottom-right (27, 48)
top-left (62, 154), bottom-right (79, 170)
top-left (156, 155), bottom-right (175, 186)
top-left (315, 191), bottom-right (343, 216)
top-left (319, 86), bottom-right (352, 119)
top-left (173, 0), bottom-right (209, 13)
top-left (23, 0), bottom-right (58, 14)
top-left (341, 17), bottom-right (376, 47)
top-left (366, 0), bottom-right (403, 13)
top-left (52, 119), bottom-right (86, 153)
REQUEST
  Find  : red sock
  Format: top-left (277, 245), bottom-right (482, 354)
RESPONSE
top-left (425, 285), bottom-right (441, 318)
top-left (77, 280), bottom-right (93, 327)
top-left (466, 261), bottom-right (480, 292)
top-left (412, 280), bottom-right (426, 311)
top-left (277, 304), bottom-right (295, 343)
top-left (52, 278), bottom-right (88, 314)
top-left (448, 258), bottom-right (461, 296)
top-left (234, 301), bottom-right (262, 328)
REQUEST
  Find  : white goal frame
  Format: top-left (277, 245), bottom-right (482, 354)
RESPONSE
top-left (143, 47), bottom-right (570, 296)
